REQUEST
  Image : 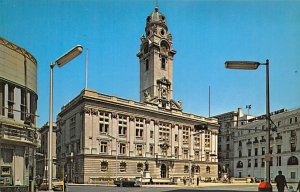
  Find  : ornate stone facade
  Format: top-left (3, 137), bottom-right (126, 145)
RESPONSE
top-left (55, 6), bottom-right (219, 185)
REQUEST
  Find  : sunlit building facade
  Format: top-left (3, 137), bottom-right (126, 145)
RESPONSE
top-left (56, 6), bottom-right (219, 184)
top-left (233, 108), bottom-right (300, 182)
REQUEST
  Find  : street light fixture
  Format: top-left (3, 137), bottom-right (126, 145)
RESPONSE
top-left (48, 45), bottom-right (83, 190)
top-left (225, 59), bottom-right (271, 183)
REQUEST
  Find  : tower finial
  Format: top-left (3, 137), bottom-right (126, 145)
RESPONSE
top-left (155, 0), bottom-right (159, 11)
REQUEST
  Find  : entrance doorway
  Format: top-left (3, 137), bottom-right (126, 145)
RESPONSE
top-left (160, 164), bottom-right (167, 178)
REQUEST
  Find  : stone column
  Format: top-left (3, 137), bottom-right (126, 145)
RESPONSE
top-left (111, 113), bottom-right (118, 156)
top-left (129, 116), bottom-right (135, 156)
top-left (178, 125), bottom-right (183, 159)
top-left (153, 120), bottom-right (159, 157)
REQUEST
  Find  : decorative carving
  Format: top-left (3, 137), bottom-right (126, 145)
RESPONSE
top-left (83, 107), bottom-right (91, 114)
top-left (91, 109), bottom-right (98, 115)
top-left (153, 120), bottom-right (159, 125)
top-left (144, 90), bottom-right (150, 101)
top-left (129, 116), bottom-right (135, 121)
top-left (112, 113), bottom-right (118, 118)
top-left (145, 119), bottom-right (151, 124)
top-left (160, 142), bottom-right (170, 150)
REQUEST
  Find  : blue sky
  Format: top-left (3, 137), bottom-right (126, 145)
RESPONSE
top-left (1, 0), bottom-right (299, 127)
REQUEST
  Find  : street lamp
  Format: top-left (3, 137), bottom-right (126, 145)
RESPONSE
top-left (225, 59), bottom-right (271, 183)
top-left (48, 45), bottom-right (83, 190)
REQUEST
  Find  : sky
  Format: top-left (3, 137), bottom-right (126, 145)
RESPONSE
top-left (1, 0), bottom-right (299, 127)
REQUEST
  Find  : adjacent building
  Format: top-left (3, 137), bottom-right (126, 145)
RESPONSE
top-left (233, 108), bottom-right (300, 182)
top-left (36, 122), bottom-right (57, 180)
top-left (0, 37), bottom-right (39, 191)
top-left (56, 6), bottom-right (219, 184)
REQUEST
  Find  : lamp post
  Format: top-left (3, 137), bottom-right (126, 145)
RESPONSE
top-left (48, 45), bottom-right (83, 190)
top-left (225, 59), bottom-right (271, 183)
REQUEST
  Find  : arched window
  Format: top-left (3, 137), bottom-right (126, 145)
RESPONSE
top-left (237, 161), bottom-right (243, 168)
top-left (287, 156), bottom-right (298, 165)
top-left (206, 166), bottom-right (210, 173)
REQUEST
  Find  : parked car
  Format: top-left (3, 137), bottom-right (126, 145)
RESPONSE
top-left (114, 178), bottom-right (141, 187)
top-left (38, 178), bottom-right (63, 191)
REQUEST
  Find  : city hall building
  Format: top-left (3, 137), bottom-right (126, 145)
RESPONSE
top-left (56, 6), bottom-right (219, 184)
top-left (0, 37), bottom-right (39, 191)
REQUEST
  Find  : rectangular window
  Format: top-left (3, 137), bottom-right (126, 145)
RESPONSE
top-left (262, 147), bottom-right (265, 155)
top-left (145, 59), bottom-right (149, 71)
top-left (135, 118), bottom-right (144, 139)
top-left (270, 157), bottom-right (273, 166)
top-left (255, 148), bottom-right (258, 156)
top-left (20, 89), bottom-right (26, 121)
top-left (226, 144), bottom-right (230, 150)
top-left (254, 159), bottom-right (258, 167)
top-left (277, 121), bottom-right (281, 127)
top-left (194, 150), bottom-right (199, 160)
top-left (295, 117), bottom-right (298, 123)
top-left (248, 159), bottom-right (251, 167)
top-left (248, 149), bottom-right (251, 157)
top-left (29, 93), bottom-right (36, 124)
top-left (290, 118), bottom-right (293, 124)
top-left (205, 131), bottom-right (210, 148)
top-left (277, 145), bottom-right (281, 153)
top-left (183, 149), bottom-right (189, 159)
top-left (291, 172), bottom-right (296, 179)
top-left (119, 143), bottom-right (126, 155)
top-left (99, 112), bottom-right (109, 133)
top-left (7, 85), bottom-right (14, 118)
top-left (159, 123), bottom-right (170, 142)
top-left (174, 147), bottom-right (179, 158)
top-left (137, 163), bottom-right (143, 172)
top-left (136, 145), bottom-right (143, 156)
top-left (70, 116), bottom-right (76, 138)
top-left (100, 161), bottom-right (108, 172)
top-left (150, 130), bottom-right (154, 139)
top-left (291, 142), bottom-right (296, 152)
top-left (150, 145), bottom-right (154, 156)
top-left (194, 136), bottom-right (200, 146)
top-left (120, 162), bottom-right (126, 172)
top-left (161, 58), bottom-right (166, 69)
top-left (118, 115), bottom-right (127, 136)
top-left (226, 136), bottom-right (230, 141)
top-left (100, 141), bottom-right (107, 154)
top-left (184, 165), bottom-right (189, 173)
top-left (261, 158), bottom-right (265, 167)
top-left (183, 126), bottom-right (190, 144)
top-left (175, 134), bottom-right (178, 142)
top-left (239, 150), bottom-right (242, 158)
top-left (277, 156), bottom-right (281, 166)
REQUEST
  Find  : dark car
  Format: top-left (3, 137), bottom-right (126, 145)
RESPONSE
top-left (114, 178), bottom-right (141, 187)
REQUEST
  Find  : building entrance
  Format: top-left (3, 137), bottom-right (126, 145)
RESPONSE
top-left (161, 164), bottom-right (167, 178)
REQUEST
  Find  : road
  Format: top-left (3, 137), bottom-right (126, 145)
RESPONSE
top-left (40, 183), bottom-right (299, 192)
top-left (62, 185), bottom-right (262, 192)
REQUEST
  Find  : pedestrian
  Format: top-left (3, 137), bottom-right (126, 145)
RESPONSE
top-left (197, 177), bottom-right (200, 186)
top-left (275, 171), bottom-right (288, 192)
top-left (183, 177), bottom-right (186, 185)
top-left (296, 179), bottom-right (300, 192)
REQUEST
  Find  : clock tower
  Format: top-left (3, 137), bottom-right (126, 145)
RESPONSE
top-left (137, 5), bottom-right (181, 110)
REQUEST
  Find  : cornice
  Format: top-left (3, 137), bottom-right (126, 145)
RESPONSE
top-left (0, 37), bottom-right (37, 65)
